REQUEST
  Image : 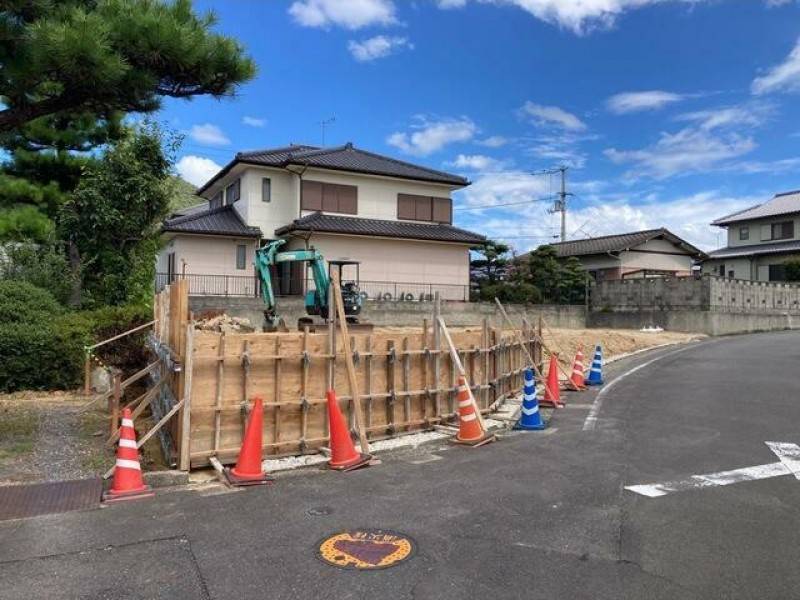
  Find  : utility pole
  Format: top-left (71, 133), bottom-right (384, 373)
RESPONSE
top-left (318, 116), bottom-right (335, 146)
top-left (540, 166), bottom-right (570, 242)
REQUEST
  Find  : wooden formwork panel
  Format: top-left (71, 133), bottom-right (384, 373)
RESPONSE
top-left (186, 324), bottom-right (537, 468)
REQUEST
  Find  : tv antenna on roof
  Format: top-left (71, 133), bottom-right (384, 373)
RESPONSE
top-left (318, 116), bottom-right (336, 146)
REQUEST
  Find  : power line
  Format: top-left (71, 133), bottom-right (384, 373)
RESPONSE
top-left (453, 194), bottom-right (557, 212)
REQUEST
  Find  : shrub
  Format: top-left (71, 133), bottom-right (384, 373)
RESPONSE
top-left (0, 315), bottom-right (92, 391)
top-left (0, 244), bottom-right (78, 305)
top-left (0, 281), bottom-right (151, 391)
top-left (0, 280), bottom-right (64, 324)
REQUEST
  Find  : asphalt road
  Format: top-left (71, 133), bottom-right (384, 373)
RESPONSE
top-left (2, 331), bottom-right (800, 599)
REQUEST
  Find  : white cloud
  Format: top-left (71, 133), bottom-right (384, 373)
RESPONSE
top-left (446, 154), bottom-right (503, 171)
top-left (752, 37), bottom-right (800, 95)
top-left (458, 185), bottom-right (760, 253)
top-left (519, 101), bottom-right (586, 131)
top-left (606, 90), bottom-right (684, 114)
top-left (176, 155), bottom-right (222, 187)
top-left (435, 0), bottom-right (709, 35)
top-left (675, 103), bottom-right (772, 130)
top-left (526, 133), bottom-right (592, 169)
top-left (456, 170), bottom-right (552, 210)
top-left (348, 35), bottom-right (412, 61)
top-left (476, 135), bottom-right (509, 148)
top-left (288, 0), bottom-right (396, 29)
top-left (605, 128), bottom-right (756, 179)
top-left (387, 116), bottom-right (477, 156)
top-left (242, 116), bottom-right (267, 127)
top-left (189, 123), bottom-right (230, 146)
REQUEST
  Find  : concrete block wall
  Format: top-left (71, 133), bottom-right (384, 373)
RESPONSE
top-left (189, 295), bottom-right (587, 330)
top-left (589, 275), bottom-right (800, 335)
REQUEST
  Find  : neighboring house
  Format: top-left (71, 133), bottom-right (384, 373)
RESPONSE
top-left (702, 190), bottom-right (800, 281)
top-left (518, 228), bottom-right (705, 281)
top-left (158, 143), bottom-right (484, 300)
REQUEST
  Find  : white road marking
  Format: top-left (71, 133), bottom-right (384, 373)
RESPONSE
top-left (626, 442), bottom-right (800, 497)
top-left (582, 345), bottom-right (695, 431)
top-left (766, 441), bottom-right (800, 480)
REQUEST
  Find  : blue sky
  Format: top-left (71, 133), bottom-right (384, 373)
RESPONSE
top-left (163, 0), bottom-right (800, 252)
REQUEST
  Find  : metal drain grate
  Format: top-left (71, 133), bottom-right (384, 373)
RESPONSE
top-left (0, 478), bottom-right (102, 521)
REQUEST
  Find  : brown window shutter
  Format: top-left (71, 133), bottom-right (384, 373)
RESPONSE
top-left (337, 184), bottom-right (358, 214)
top-left (322, 183), bottom-right (338, 212)
top-left (432, 197), bottom-right (452, 224)
top-left (415, 196), bottom-right (432, 221)
top-left (398, 194), bottom-right (416, 219)
top-left (302, 181), bottom-right (323, 211)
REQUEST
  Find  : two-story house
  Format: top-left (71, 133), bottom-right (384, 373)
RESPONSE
top-left (703, 190), bottom-right (800, 281)
top-left (157, 143), bottom-right (485, 300)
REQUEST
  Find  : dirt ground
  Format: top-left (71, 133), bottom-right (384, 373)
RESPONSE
top-left (0, 391), bottom-right (166, 486)
top-left (542, 327), bottom-right (704, 366)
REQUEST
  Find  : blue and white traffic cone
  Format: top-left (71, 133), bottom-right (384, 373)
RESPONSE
top-left (514, 368), bottom-right (546, 430)
top-left (584, 345), bottom-right (604, 386)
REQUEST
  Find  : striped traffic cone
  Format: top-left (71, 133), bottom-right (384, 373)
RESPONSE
top-left (541, 354), bottom-right (564, 408)
top-left (569, 346), bottom-right (587, 390)
top-left (584, 345), bottom-right (604, 386)
top-left (452, 375), bottom-right (495, 446)
top-left (514, 368), bottom-right (546, 430)
top-left (103, 408), bottom-right (154, 503)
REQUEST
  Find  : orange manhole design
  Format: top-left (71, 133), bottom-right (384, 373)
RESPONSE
top-left (317, 529), bottom-right (415, 570)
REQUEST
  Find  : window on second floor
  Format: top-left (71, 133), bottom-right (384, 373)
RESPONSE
top-left (771, 221), bottom-right (794, 241)
top-left (262, 177), bottom-right (271, 203)
top-left (225, 178), bottom-right (241, 204)
top-left (397, 194), bottom-right (452, 224)
top-left (301, 180), bottom-right (357, 214)
top-left (739, 226), bottom-right (749, 241)
top-left (236, 244), bottom-right (247, 270)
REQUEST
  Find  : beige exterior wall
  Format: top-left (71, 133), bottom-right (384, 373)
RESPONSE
top-left (703, 253), bottom-right (800, 282)
top-left (575, 239), bottom-right (695, 279)
top-left (286, 233), bottom-right (470, 300)
top-left (157, 234), bottom-right (259, 294)
top-left (296, 167), bottom-right (458, 222)
top-left (726, 215), bottom-right (800, 247)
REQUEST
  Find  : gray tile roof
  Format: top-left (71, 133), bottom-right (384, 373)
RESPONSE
top-left (520, 228), bottom-right (704, 259)
top-left (706, 239), bottom-right (800, 259)
top-left (712, 190), bottom-right (800, 226)
top-left (275, 212), bottom-right (485, 244)
top-left (162, 204), bottom-right (261, 238)
top-left (197, 143), bottom-right (469, 193)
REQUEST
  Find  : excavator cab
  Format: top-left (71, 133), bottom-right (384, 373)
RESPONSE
top-left (324, 260), bottom-right (364, 322)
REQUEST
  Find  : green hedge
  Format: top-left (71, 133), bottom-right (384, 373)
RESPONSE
top-left (0, 281), bottom-right (151, 392)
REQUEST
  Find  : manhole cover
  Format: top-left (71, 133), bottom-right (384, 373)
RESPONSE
top-left (317, 529), bottom-right (415, 570)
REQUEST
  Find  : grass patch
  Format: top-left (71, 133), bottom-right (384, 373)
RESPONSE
top-left (0, 403), bottom-right (38, 459)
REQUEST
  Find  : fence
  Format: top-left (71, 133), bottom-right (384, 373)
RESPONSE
top-left (155, 272), bottom-right (469, 302)
top-left (149, 282), bottom-right (540, 470)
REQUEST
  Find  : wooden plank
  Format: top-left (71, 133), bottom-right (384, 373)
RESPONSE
top-left (365, 335), bottom-right (373, 429)
top-left (437, 316), bottom-right (486, 429)
top-left (178, 325), bottom-right (195, 471)
top-left (331, 278), bottom-right (370, 454)
top-left (402, 337), bottom-right (411, 431)
top-left (433, 294), bottom-right (442, 417)
top-left (274, 336), bottom-right (282, 449)
top-left (213, 333), bottom-right (225, 453)
top-left (386, 340), bottom-right (395, 433)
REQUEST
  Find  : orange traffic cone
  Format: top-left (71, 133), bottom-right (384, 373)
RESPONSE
top-left (452, 375), bottom-right (495, 446)
top-left (569, 347), bottom-right (587, 391)
top-left (103, 408), bottom-right (154, 503)
top-left (327, 389), bottom-right (372, 471)
top-left (541, 354), bottom-right (564, 408)
top-left (225, 396), bottom-right (273, 486)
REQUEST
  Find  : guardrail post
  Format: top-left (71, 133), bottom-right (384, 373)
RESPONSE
top-left (109, 371), bottom-right (121, 438)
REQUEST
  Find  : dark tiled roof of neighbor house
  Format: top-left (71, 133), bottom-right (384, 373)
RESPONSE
top-left (275, 212), bottom-right (486, 244)
top-left (712, 190), bottom-right (800, 226)
top-left (518, 228), bottom-right (705, 260)
top-left (162, 204), bottom-right (262, 238)
top-left (707, 239), bottom-right (800, 259)
top-left (197, 143), bottom-right (469, 193)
